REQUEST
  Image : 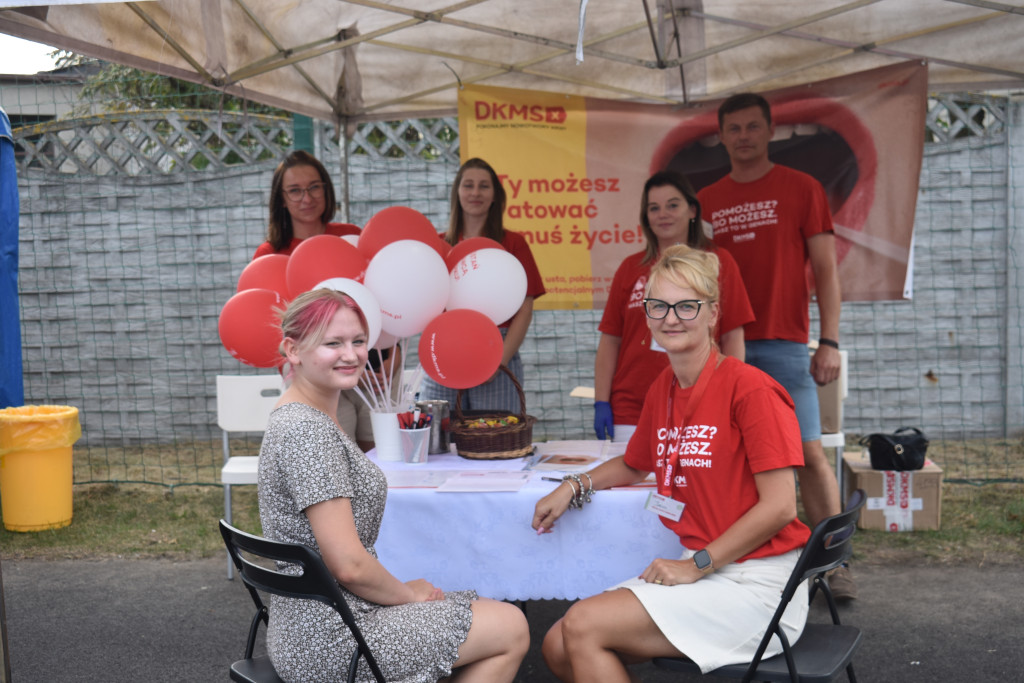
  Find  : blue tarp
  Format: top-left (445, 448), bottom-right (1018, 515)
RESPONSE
top-left (0, 107), bottom-right (23, 408)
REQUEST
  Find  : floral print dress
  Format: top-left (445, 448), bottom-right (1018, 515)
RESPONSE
top-left (257, 402), bottom-right (476, 683)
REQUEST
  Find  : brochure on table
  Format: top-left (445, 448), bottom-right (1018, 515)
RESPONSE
top-left (371, 440), bottom-right (623, 491)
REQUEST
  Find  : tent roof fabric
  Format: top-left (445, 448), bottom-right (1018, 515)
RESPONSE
top-left (1, 0), bottom-right (1022, 122)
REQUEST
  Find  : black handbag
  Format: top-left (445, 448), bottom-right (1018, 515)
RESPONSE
top-left (859, 427), bottom-right (929, 471)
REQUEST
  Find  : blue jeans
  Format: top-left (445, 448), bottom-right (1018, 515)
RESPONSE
top-left (746, 340), bottom-right (821, 442)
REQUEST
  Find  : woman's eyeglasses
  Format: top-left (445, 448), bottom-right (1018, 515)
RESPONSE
top-left (642, 298), bottom-right (704, 320)
top-left (283, 183), bottom-right (326, 202)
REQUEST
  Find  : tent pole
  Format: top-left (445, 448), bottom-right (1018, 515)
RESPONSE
top-left (668, 1), bottom-right (689, 104)
top-left (338, 119), bottom-right (351, 224)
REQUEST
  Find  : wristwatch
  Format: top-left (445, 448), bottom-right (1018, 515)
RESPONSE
top-left (693, 549), bottom-right (714, 574)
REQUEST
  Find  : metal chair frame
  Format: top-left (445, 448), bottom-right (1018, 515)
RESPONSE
top-left (652, 489), bottom-right (866, 683)
top-left (219, 520), bottom-right (386, 683)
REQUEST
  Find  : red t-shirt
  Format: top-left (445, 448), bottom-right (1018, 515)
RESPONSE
top-left (454, 230), bottom-right (546, 328)
top-left (251, 222), bottom-right (361, 260)
top-left (623, 357), bottom-right (810, 560)
top-left (699, 165), bottom-right (833, 343)
top-left (598, 247), bottom-right (754, 424)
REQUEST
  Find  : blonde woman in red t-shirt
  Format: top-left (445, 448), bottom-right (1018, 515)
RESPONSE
top-left (594, 171), bottom-right (753, 442)
top-left (534, 244), bottom-right (809, 682)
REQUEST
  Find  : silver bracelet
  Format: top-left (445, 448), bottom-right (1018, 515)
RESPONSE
top-left (580, 472), bottom-right (594, 504)
top-left (562, 477), bottom-right (580, 509)
top-left (569, 474), bottom-right (584, 508)
top-left (565, 473), bottom-right (590, 509)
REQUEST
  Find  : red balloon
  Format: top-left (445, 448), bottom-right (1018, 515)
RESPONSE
top-left (237, 254), bottom-right (290, 300)
top-left (418, 310), bottom-right (503, 389)
top-left (430, 234), bottom-right (453, 263)
top-left (358, 206), bottom-right (439, 260)
top-left (286, 234), bottom-right (369, 296)
top-left (444, 236), bottom-right (505, 272)
top-left (218, 288), bottom-right (285, 368)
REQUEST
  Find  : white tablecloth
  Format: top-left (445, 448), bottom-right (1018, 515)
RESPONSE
top-left (369, 449), bottom-right (682, 601)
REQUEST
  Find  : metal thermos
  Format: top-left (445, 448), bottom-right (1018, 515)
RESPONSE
top-left (415, 400), bottom-right (451, 454)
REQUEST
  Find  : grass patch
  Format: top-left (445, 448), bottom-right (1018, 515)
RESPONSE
top-left (1, 481), bottom-right (1021, 564)
top-left (851, 483), bottom-right (1024, 566)
top-left (0, 484), bottom-right (261, 560)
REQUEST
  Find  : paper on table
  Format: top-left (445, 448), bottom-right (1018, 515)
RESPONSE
top-left (526, 439), bottom-right (612, 471)
top-left (436, 471), bottom-right (532, 492)
top-left (528, 454), bottom-right (600, 471)
top-left (534, 440), bottom-right (609, 458)
top-left (384, 469), bottom-right (452, 488)
top-left (605, 441), bottom-right (628, 458)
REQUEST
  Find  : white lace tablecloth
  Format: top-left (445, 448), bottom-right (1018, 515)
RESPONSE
top-left (369, 449), bottom-right (681, 601)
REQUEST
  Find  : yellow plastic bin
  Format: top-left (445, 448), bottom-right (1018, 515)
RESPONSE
top-left (0, 405), bottom-right (81, 532)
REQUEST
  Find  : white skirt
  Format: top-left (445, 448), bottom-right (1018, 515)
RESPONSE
top-left (611, 548), bottom-right (807, 673)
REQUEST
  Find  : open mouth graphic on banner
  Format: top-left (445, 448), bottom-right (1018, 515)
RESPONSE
top-left (459, 61), bottom-right (926, 310)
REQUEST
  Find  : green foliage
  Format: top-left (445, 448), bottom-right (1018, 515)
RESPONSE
top-left (60, 54), bottom-right (286, 117)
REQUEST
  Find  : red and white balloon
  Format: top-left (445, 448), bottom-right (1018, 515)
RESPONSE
top-left (448, 248), bottom-right (527, 324)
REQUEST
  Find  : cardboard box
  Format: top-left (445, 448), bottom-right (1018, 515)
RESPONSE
top-left (843, 450), bottom-right (943, 532)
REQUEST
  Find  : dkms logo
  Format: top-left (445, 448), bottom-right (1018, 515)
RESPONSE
top-left (474, 101), bottom-right (567, 124)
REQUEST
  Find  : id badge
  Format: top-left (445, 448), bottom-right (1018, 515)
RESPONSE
top-left (645, 491), bottom-right (685, 522)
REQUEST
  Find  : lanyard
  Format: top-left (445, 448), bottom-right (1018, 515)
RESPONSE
top-left (659, 348), bottom-right (719, 495)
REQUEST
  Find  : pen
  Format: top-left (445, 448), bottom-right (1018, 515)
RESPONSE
top-left (542, 477), bottom-right (562, 483)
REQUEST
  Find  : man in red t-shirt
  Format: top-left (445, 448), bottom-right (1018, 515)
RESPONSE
top-left (698, 93), bottom-right (854, 599)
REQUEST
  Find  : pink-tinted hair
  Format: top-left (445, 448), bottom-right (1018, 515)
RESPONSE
top-left (278, 289), bottom-right (368, 357)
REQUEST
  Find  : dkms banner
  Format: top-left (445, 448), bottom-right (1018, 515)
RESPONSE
top-left (458, 60), bottom-right (927, 310)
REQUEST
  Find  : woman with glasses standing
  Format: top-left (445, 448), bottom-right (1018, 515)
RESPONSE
top-left (593, 171), bottom-right (754, 442)
top-left (252, 151), bottom-right (389, 451)
top-left (418, 158), bottom-right (545, 413)
top-left (532, 245), bottom-right (809, 682)
top-left (253, 150), bottom-right (360, 259)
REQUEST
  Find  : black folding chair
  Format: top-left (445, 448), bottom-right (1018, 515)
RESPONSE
top-left (219, 520), bottom-right (386, 683)
top-left (652, 489), bottom-right (866, 683)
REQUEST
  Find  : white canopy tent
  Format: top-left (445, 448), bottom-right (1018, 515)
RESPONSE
top-left (1, 0), bottom-right (1022, 124)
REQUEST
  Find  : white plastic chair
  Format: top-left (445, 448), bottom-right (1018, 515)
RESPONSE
top-left (217, 374), bottom-right (283, 578)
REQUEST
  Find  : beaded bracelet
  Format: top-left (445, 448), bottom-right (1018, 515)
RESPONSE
top-left (562, 473), bottom-right (594, 509)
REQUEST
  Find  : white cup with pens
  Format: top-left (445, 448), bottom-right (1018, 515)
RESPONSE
top-left (398, 409), bottom-right (432, 464)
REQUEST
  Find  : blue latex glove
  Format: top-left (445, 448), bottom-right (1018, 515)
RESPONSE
top-left (594, 401), bottom-right (615, 441)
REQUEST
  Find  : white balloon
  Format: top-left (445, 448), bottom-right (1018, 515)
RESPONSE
top-left (314, 277), bottom-right (383, 348)
top-left (447, 248), bottom-right (527, 324)
top-left (340, 234), bottom-right (360, 247)
top-left (374, 329), bottom-right (400, 350)
top-left (364, 240), bottom-right (450, 338)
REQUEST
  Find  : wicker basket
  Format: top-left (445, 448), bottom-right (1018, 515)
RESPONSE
top-left (450, 365), bottom-right (537, 460)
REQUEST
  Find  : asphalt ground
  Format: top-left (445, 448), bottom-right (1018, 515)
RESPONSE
top-left (2, 556), bottom-right (1022, 682)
